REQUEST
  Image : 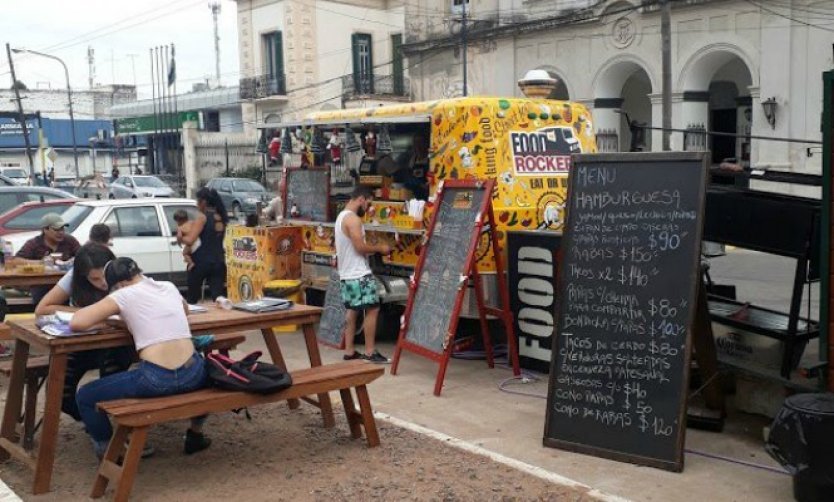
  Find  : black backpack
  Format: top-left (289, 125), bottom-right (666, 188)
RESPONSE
top-left (206, 351), bottom-right (293, 394)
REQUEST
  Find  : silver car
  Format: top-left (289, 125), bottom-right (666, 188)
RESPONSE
top-left (109, 175), bottom-right (175, 199)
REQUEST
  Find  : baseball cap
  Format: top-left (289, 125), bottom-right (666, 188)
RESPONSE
top-left (41, 213), bottom-right (68, 230)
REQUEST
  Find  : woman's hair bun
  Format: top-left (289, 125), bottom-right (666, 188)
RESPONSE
top-left (105, 257), bottom-right (142, 289)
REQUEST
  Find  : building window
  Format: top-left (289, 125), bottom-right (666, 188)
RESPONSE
top-left (451, 0), bottom-right (469, 14)
top-left (352, 33), bottom-right (373, 94)
top-left (262, 31), bottom-right (285, 94)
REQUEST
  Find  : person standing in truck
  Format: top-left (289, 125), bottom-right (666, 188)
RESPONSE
top-left (335, 186), bottom-right (391, 363)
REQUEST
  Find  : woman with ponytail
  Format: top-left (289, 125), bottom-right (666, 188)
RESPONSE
top-left (180, 187), bottom-right (228, 304)
top-left (70, 257), bottom-right (211, 458)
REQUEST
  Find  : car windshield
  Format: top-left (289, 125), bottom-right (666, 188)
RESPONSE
top-left (232, 180), bottom-right (265, 192)
top-left (3, 169), bottom-right (26, 178)
top-left (60, 204), bottom-right (93, 233)
top-left (133, 176), bottom-right (167, 188)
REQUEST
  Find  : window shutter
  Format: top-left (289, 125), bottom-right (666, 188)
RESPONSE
top-left (351, 33), bottom-right (361, 92)
top-left (392, 34), bottom-right (403, 95)
top-left (274, 32), bottom-right (285, 94)
top-left (367, 34), bottom-right (374, 94)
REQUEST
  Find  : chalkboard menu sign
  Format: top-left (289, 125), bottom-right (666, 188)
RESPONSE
top-left (284, 168), bottom-right (329, 221)
top-left (544, 152), bottom-right (707, 472)
top-left (317, 269), bottom-right (346, 348)
top-left (403, 185), bottom-right (487, 354)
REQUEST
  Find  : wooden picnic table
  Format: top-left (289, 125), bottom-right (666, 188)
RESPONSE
top-left (0, 303), bottom-right (330, 495)
top-left (0, 269), bottom-right (65, 288)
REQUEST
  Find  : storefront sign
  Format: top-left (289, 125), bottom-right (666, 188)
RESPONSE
top-left (509, 126), bottom-right (580, 176)
top-left (115, 111), bottom-right (199, 134)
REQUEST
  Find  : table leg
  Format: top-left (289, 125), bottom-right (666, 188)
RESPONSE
top-left (303, 323), bottom-right (335, 428)
top-left (0, 339), bottom-right (30, 460)
top-left (260, 328), bottom-right (300, 410)
top-left (32, 352), bottom-right (68, 495)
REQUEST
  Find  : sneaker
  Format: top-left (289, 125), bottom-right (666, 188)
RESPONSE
top-left (184, 429), bottom-right (211, 455)
top-left (363, 350), bottom-right (390, 364)
top-left (343, 351), bottom-right (362, 361)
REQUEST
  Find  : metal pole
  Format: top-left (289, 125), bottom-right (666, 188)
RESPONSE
top-left (11, 48), bottom-right (81, 179)
top-left (661, 0), bottom-right (672, 151)
top-left (461, 0), bottom-right (468, 97)
top-left (156, 46), bottom-right (165, 173)
top-left (225, 139), bottom-right (230, 176)
top-left (171, 43), bottom-right (181, 187)
top-left (150, 48), bottom-right (159, 175)
top-left (5, 44), bottom-right (36, 182)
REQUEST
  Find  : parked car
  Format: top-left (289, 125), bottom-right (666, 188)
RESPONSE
top-left (0, 174), bottom-right (19, 187)
top-left (0, 186), bottom-right (77, 215)
top-left (0, 199), bottom-right (77, 236)
top-left (205, 177), bottom-right (271, 217)
top-left (3, 198), bottom-right (199, 286)
top-left (0, 167), bottom-right (30, 186)
top-left (109, 175), bottom-right (175, 199)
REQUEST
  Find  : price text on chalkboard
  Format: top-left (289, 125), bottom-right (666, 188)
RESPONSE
top-left (285, 168), bottom-right (329, 220)
top-left (544, 152), bottom-right (707, 472)
top-left (404, 187), bottom-right (486, 354)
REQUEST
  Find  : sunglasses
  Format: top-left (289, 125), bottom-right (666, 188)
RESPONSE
top-left (47, 226), bottom-right (67, 232)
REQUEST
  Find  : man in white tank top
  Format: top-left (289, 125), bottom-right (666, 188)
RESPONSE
top-left (335, 186), bottom-right (392, 363)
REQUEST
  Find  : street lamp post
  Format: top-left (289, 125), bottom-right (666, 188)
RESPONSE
top-left (12, 48), bottom-right (80, 179)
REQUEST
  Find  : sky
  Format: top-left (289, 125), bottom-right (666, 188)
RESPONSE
top-left (1, 0), bottom-right (240, 99)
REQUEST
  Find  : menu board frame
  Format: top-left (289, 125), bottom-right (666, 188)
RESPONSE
top-left (391, 178), bottom-right (520, 395)
top-left (282, 167), bottom-right (331, 221)
top-left (543, 152), bottom-right (708, 472)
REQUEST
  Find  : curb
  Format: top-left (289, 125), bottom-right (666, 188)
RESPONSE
top-left (375, 411), bottom-right (630, 502)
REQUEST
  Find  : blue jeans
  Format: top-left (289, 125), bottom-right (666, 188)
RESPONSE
top-left (77, 352), bottom-right (207, 442)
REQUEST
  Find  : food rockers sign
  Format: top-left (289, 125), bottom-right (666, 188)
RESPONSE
top-left (510, 126), bottom-right (580, 175)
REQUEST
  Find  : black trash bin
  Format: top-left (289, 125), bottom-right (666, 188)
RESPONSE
top-left (766, 393), bottom-right (834, 502)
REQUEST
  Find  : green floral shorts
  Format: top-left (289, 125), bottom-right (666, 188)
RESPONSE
top-left (340, 275), bottom-right (380, 310)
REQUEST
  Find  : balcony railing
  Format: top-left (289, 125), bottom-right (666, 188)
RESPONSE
top-left (239, 74), bottom-right (287, 100)
top-left (342, 74), bottom-right (410, 99)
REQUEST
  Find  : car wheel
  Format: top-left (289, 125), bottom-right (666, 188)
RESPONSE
top-left (131, 195), bottom-right (137, 199)
top-left (108, 193), bottom-right (115, 199)
top-left (232, 202), bottom-right (242, 219)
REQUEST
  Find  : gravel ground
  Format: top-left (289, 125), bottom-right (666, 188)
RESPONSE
top-left (0, 402), bottom-right (594, 501)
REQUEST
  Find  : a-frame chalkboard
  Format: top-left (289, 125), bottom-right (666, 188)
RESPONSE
top-left (316, 269), bottom-right (347, 348)
top-left (391, 179), bottom-right (520, 395)
top-left (544, 152), bottom-right (708, 472)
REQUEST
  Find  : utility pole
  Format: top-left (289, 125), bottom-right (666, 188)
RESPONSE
top-left (209, 2), bottom-right (222, 88)
top-left (461, 0), bottom-right (468, 97)
top-left (87, 46), bottom-right (95, 89)
top-left (5, 44), bottom-right (36, 182)
top-left (126, 53), bottom-right (138, 89)
top-left (661, 0), bottom-right (672, 151)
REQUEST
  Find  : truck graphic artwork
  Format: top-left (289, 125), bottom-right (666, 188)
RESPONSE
top-left (232, 236), bottom-right (258, 261)
top-left (510, 126), bottom-right (581, 176)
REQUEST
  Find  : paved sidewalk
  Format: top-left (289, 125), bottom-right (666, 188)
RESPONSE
top-left (237, 333), bottom-right (791, 502)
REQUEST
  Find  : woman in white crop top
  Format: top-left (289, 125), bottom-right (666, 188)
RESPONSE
top-left (70, 257), bottom-right (211, 458)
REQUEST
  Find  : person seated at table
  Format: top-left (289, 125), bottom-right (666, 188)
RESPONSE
top-left (70, 257), bottom-right (211, 459)
top-left (36, 243), bottom-right (133, 421)
top-left (88, 223), bottom-right (112, 246)
top-left (16, 213), bottom-right (81, 306)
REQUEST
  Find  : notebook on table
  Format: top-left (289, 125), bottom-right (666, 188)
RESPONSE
top-left (232, 297), bottom-right (293, 314)
top-left (37, 311), bottom-right (99, 337)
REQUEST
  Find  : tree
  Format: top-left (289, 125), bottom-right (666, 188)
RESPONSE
top-left (10, 80), bottom-right (27, 91)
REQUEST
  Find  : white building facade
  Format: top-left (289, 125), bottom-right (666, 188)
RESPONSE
top-left (403, 0), bottom-right (834, 180)
top-left (234, 0), bottom-right (409, 134)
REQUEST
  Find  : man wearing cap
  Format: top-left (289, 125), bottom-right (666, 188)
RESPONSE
top-left (16, 213), bottom-right (81, 262)
top-left (16, 213), bottom-right (81, 306)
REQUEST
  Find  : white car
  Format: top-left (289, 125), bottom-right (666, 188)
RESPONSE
top-left (1, 167), bottom-right (31, 186)
top-left (109, 175), bottom-right (176, 199)
top-left (3, 198), bottom-right (200, 287)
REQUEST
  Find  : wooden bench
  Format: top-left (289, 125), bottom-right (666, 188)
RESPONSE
top-left (0, 322), bottom-right (50, 449)
top-left (91, 360), bottom-right (384, 502)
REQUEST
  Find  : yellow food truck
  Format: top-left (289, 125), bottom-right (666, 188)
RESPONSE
top-left (230, 96), bottom-right (596, 302)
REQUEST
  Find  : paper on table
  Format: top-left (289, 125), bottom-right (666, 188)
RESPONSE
top-left (188, 304), bottom-right (208, 313)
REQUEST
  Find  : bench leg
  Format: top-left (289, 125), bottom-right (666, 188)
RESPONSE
top-left (22, 372), bottom-right (39, 450)
top-left (339, 389), bottom-right (362, 440)
top-left (303, 324), bottom-right (335, 428)
top-left (354, 385), bottom-right (380, 448)
top-left (113, 426), bottom-right (148, 502)
top-left (260, 328), bottom-right (301, 411)
top-left (91, 425), bottom-right (129, 499)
